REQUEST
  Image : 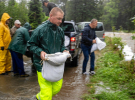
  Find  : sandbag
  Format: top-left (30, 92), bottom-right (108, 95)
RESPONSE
top-left (91, 37), bottom-right (106, 53)
top-left (42, 52), bottom-right (71, 82)
top-left (91, 43), bottom-right (98, 53)
top-left (96, 37), bottom-right (106, 50)
top-left (64, 36), bottom-right (70, 47)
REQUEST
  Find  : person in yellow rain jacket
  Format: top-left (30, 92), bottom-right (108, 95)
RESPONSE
top-left (0, 13), bottom-right (12, 75)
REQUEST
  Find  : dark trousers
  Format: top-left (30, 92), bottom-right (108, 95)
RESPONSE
top-left (10, 50), bottom-right (25, 75)
top-left (81, 44), bottom-right (95, 73)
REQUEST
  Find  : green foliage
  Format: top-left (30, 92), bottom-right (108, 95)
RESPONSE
top-left (131, 16), bottom-right (135, 32)
top-left (0, 0), bottom-right (29, 28)
top-left (112, 26), bottom-right (116, 32)
top-left (131, 36), bottom-right (135, 40)
top-left (88, 86), bottom-right (96, 94)
top-left (101, 0), bottom-right (135, 31)
top-left (93, 91), bottom-right (131, 100)
top-left (0, 0), bottom-right (6, 18)
top-left (102, 0), bottom-right (119, 30)
top-left (97, 52), bottom-right (125, 82)
top-left (42, 14), bottom-right (49, 22)
top-left (106, 36), bottom-right (124, 58)
top-left (118, 0), bottom-right (135, 31)
top-left (1, 0), bottom-right (135, 31)
top-left (132, 18), bottom-right (135, 26)
top-left (119, 26), bottom-right (123, 32)
top-left (66, 0), bottom-right (100, 22)
top-left (29, 0), bottom-right (45, 29)
top-left (106, 36), bottom-right (124, 60)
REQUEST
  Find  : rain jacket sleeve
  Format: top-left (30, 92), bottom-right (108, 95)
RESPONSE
top-left (0, 25), bottom-right (4, 47)
top-left (27, 29), bottom-right (43, 57)
top-left (24, 30), bottom-right (30, 42)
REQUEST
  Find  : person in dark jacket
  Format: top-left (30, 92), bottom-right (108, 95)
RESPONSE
top-left (43, 0), bottom-right (57, 13)
top-left (8, 22), bottom-right (31, 77)
top-left (27, 7), bottom-right (69, 100)
top-left (81, 19), bottom-right (97, 75)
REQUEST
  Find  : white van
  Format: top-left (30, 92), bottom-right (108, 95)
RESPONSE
top-left (77, 22), bottom-right (105, 41)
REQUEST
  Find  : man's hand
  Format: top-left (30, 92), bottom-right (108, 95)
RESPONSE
top-left (1, 47), bottom-right (4, 51)
top-left (63, 50), bottom-right (69, 54)
top-left (40, 51), bottom-right (47, 60)
top-left (63, 50), bottom-right (71, 58)
top-left (92, 40), bottom-right (96, 44)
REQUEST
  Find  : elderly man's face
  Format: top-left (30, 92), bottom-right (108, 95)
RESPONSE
top-left (15, 23), bottom-right (21, 28)
top-left (50, 12), bottom-right (63, 26)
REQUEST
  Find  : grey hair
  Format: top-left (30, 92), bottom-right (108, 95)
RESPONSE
top-left (91, 19), bottom-right (98, 23)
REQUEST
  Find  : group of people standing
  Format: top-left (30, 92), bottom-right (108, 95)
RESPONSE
top-left (0, 12), bottom-right (31, 77)
top-left (0, 0), bottom-right (98, 100)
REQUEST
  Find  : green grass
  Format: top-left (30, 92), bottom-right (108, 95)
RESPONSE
top-left (93, 91), bottom-right (130, 100)
top-left (81, 37), bottom-right (135, 100)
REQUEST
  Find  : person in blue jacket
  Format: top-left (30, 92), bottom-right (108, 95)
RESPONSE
top-left (81, 19), bottom-right (98, 75)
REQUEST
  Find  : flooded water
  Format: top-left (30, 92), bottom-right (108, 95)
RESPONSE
top-left (105, 32), bottom-right (135, 52)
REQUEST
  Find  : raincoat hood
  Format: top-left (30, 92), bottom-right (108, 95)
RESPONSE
top-left (23, 22), bottom-right (31, 31)
top-left (1, 13), bottom-right (11, 24)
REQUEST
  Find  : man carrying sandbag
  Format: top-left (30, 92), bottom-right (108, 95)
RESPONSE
top-left (27, 7), bottom-right (69, 100)
top-left (81, 19), bottom-right (98, 75)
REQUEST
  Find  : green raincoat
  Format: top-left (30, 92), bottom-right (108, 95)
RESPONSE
top-left (27, 20), bottom-right (66, 72)
top-left (8, 22), bottom-right (31, 54)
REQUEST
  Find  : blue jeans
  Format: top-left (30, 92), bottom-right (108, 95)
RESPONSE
top-left (10, 50), bottom-right (25, 75)
top-left (81, 44), bottom-right (95, 73)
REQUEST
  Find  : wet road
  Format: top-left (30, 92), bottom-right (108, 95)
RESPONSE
top-left (0, 52), bottom-right (94, 100)
top-left (0, 56), bottom-right (38, 100)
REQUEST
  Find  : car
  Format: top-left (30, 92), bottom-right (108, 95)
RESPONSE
top-left (61, 21), bottom-right (82, 66)
top-left (77, 22), bottom-right (105, 41)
